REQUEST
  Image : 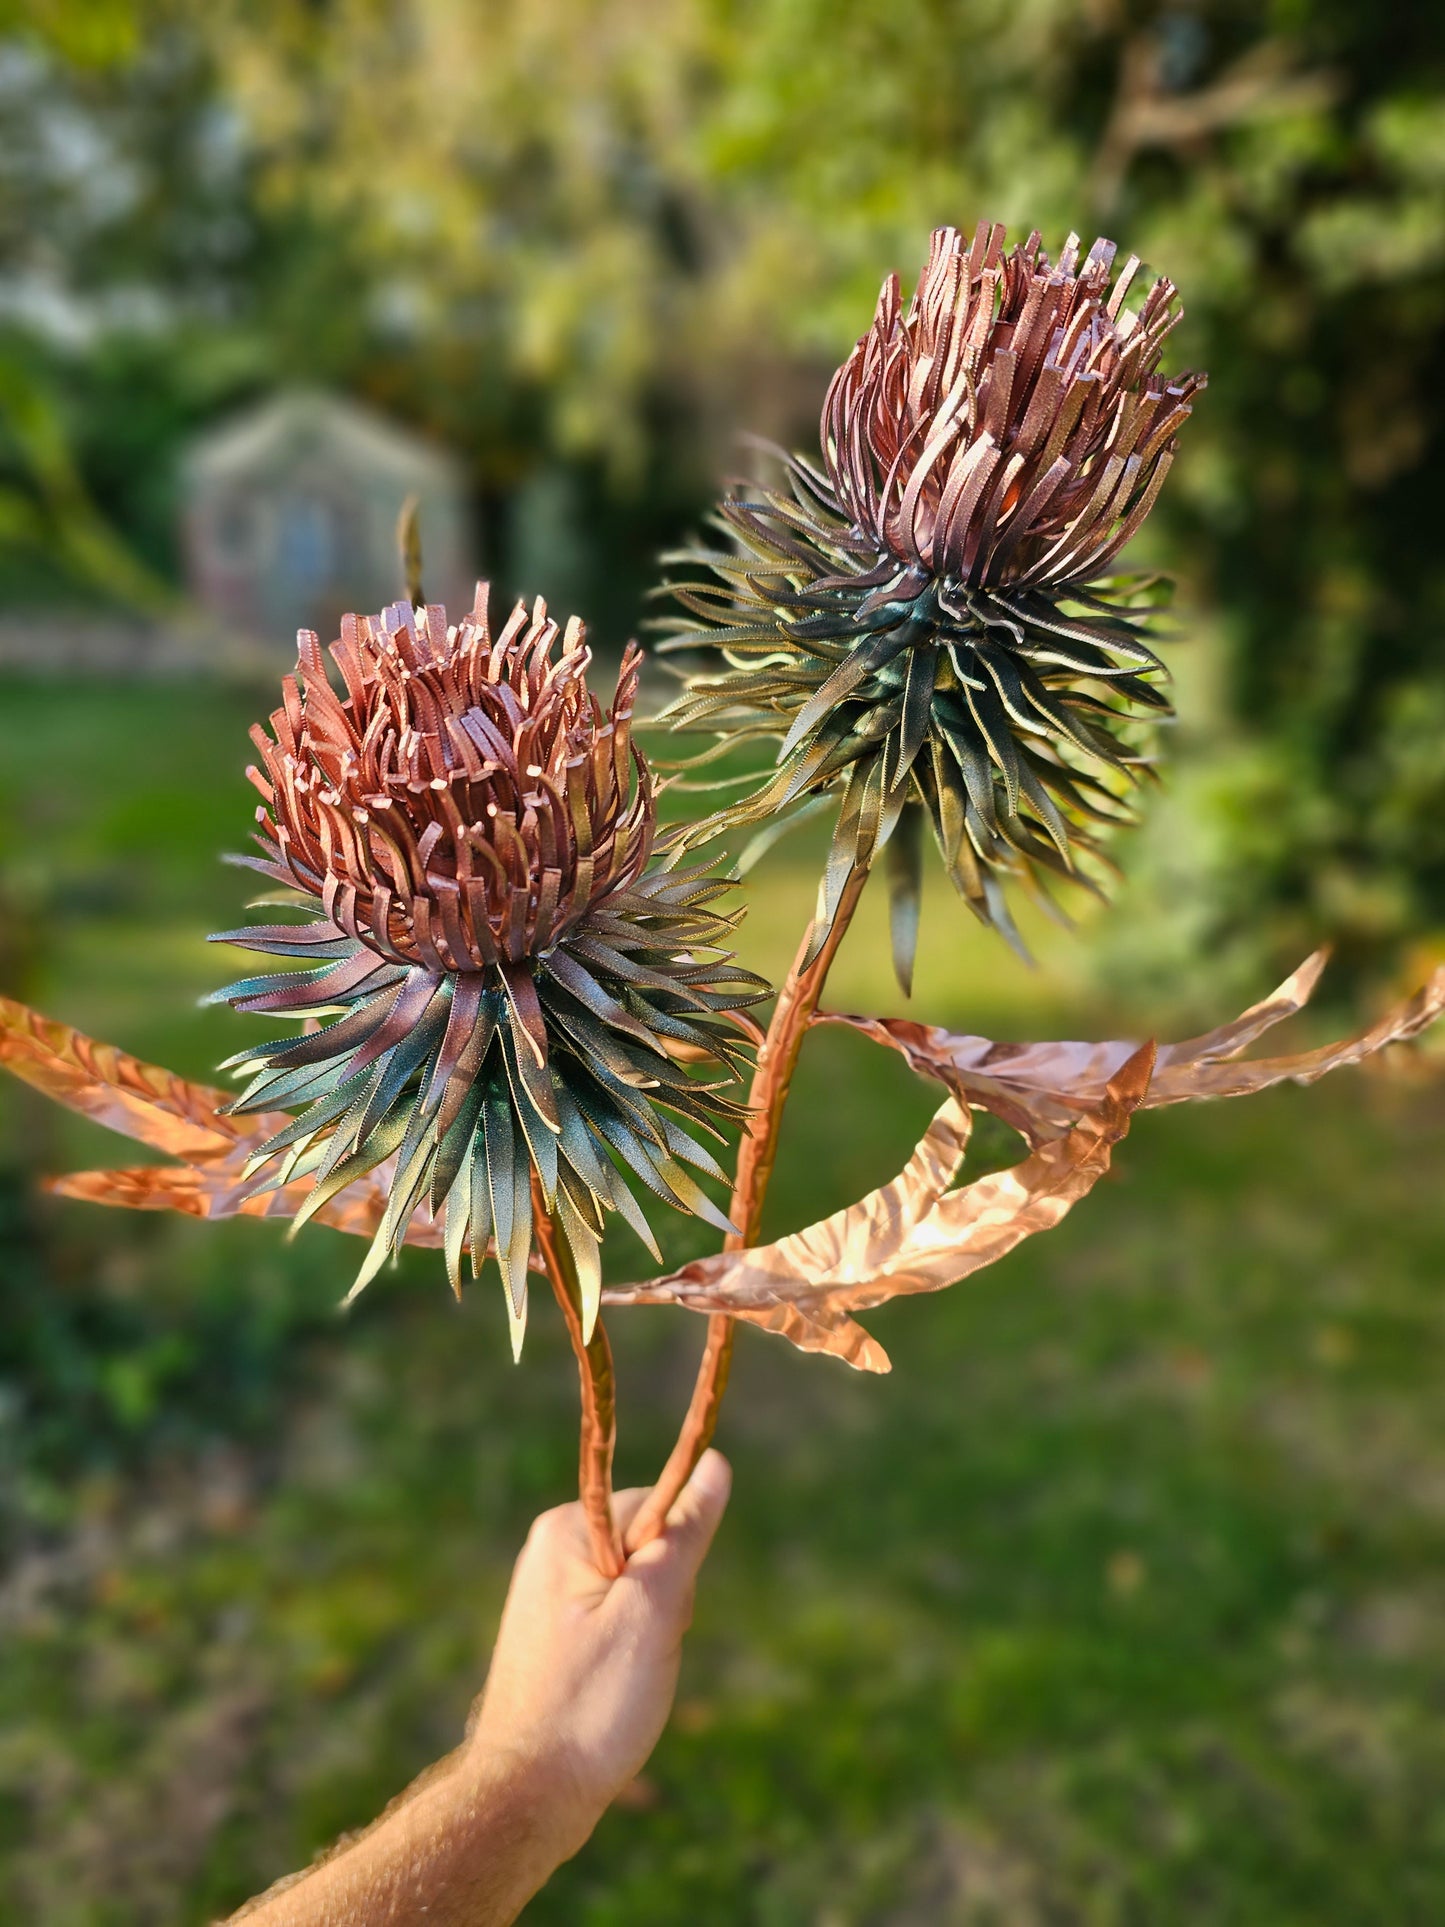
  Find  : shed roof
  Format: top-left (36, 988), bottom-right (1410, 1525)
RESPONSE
top-left (186, 388), bottom-right (462, 491)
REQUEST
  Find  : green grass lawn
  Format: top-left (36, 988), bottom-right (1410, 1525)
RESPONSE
top-left (3, 677), bottom-right (1445, 1923)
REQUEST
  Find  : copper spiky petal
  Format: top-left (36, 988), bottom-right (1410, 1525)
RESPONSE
top-left (657, 221), bottom-right (1206, 986)
top-left (211, 589), bottom-right (767, 1354)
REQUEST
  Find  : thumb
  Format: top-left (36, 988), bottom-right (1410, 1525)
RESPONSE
top-left (627, 1450), bottom-right (731, 1588)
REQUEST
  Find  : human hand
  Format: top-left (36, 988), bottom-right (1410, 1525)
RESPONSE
top-left (465, 1448), bottom-right (732, 1859)
top-left (227, 1454), bottom-right (730, 1926)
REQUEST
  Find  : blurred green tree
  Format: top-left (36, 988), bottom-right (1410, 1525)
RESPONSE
top-left (3, 0), bottom-right (1443, 982)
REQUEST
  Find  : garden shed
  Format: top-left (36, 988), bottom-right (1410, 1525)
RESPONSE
top-left (182, 389), bottom-right (472, 649)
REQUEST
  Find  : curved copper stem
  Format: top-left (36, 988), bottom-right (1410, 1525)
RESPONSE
top-left (532, 1174), bottom-right (625, 1577)
top-left (624, 864), bottom-right (869, 1552)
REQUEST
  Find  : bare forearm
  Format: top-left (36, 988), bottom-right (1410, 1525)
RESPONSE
top-left (227, 1746), bottom-right (585, 1927)
top-left (227, 1457), bottom-right (730, 1925)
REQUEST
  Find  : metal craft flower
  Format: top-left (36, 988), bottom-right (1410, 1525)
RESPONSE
top-left (657, 221), bottom-right (1207, 985)
top-left (211, 590), bottom-right (766, 1354)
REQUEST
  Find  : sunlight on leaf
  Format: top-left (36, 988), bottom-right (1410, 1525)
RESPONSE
top-left (819, 952), bottom-right (1445, 1146)
top-left (602, 1046), bottom-right (1155, 1372)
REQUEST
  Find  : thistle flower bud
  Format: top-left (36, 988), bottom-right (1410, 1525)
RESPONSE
top-left (211, 589), bottom-right (765, 1353)
top-left (659, 221), bottom-right (1206, 986)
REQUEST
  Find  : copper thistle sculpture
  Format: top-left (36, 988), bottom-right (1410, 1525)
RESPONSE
top-left (659, 222), bottom-right (1205, 985)
top-left (213, 593), bottom-right (757, 1345)
top-left (2, 219), bottom-right (1442, 1573)
top-left (212, 591), bottom-right (763, 1571)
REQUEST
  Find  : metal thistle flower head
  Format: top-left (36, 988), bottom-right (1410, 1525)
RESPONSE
top-left (211, 589), bottom-right (765, 1355)
top-left (659, 220), bottom-right (1207, 987)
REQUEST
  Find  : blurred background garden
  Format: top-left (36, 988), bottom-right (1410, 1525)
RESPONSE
top-left (3, 0), bottom-right (1445, 1918)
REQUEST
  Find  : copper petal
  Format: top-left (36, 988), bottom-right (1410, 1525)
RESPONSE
top-left (602, 1045), bottom-right (1155, 1372)
top-left (0, 992), bottom-right (388, 1232)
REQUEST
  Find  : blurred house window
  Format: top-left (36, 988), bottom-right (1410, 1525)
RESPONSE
top-left (212, 499), bottom-right (253, 565)
top-left (275, 494), bottom-right (335, 590)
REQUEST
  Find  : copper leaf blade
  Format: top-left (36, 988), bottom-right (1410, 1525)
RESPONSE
top-left (603, 1044), bottom-right (1155, 1371)
top-left (820, 955), bottom-right (1445, 1146)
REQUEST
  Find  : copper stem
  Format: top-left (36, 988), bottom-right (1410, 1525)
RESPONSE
top-left (531, 1174), bottom-right (625, 1577)
top-left (623, 864), bottom-right (870, 1553)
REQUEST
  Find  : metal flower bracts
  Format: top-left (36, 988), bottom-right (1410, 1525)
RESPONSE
top-left (211, 590), bottom-right (765, 1354)
top-left (659, 221), bottom-right (1206, 986)
top-left (8, 216), bottom-right (1440, 1581)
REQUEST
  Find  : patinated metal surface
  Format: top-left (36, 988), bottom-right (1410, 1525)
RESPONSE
top-left (14, 945), bottom-right (1442, 1377)
top-left (821, 951), bottom-right (1445, 1146)
top-left (212, 589), bottom-right (763, 1346)
top-left (655, 220), bottom-right (1206, 979)
top-left (604, 1047), bottom-right (1155, 1374)
top-left (604, 954), bottom-right (1445, 1375)
top-left (623, 865), bottom-right (869, 1552)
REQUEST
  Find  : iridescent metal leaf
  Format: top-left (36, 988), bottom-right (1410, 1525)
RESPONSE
top-left (820, 952), bottom-right (1445, 1146)
top-left (0, 994), bottom-right (440, 1246)
top-left (0, 994), bottom-right (282, 1162)
top-left (602, 1044), bottom-right (1155, 1372)
top-left (44, 1160), bottom-right (444, 1244)
top-left (654, 224), bottom-right (1205, 974)
top-left (0, 988), bottom-right (565, 1308)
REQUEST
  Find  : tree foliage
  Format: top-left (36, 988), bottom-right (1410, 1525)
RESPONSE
top-left (2, 0), bottom-right (1444, 978)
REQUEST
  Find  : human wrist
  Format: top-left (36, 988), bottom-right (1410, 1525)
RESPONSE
top-left (458, 1728), bottom-right (606, 1867)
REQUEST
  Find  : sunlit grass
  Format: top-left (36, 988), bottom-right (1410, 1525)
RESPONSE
top-left (4, 677), bottom-right (1445, 1923)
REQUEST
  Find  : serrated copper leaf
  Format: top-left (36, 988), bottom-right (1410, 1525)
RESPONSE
top-left (820, 952), bottom-right (1445, 1146)
top-left (0, 994), bottom-right (282, 1162)
top-left (0, 994), bottom-right (370, 1226)
top-left (602, 1044), bottom-right (1155, 1372)
top-left (0, 994), bottom-right (474, 1254)
top-left (44, 1161), bottom-right (444, 1245)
